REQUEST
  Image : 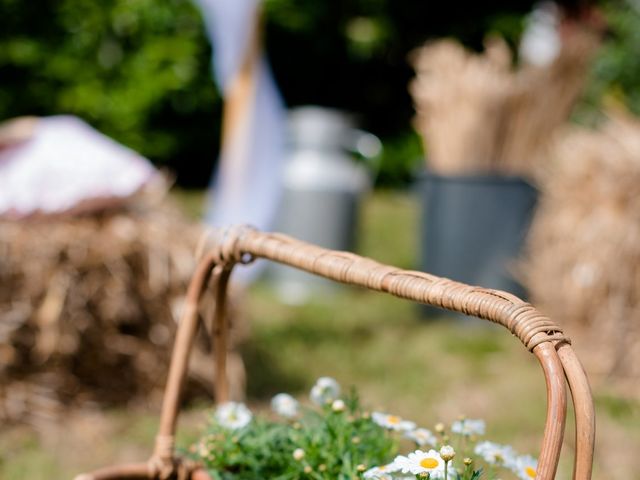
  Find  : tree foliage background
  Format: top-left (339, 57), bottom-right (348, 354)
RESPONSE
top-left (581, 0), bottom-right (640, 119)
top-left (0, 0), bottom-right (638, 186)
top-left (0, 0), bottom-right (220, 185)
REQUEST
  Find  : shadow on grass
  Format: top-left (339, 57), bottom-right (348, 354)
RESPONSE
top-left (241, 291), bottom-right (385, 400)
top-left (240, 339), bottom-right (308, 400)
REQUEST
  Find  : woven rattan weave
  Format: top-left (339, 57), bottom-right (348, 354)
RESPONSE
top-left (75, 226), bottom-right (595, 480)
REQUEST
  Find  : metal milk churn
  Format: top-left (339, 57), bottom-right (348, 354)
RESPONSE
top-left (268, 106), bottom-right (381, 304)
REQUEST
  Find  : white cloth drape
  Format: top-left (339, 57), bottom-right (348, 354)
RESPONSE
top-left (195, 0), bottom-right (286, 233)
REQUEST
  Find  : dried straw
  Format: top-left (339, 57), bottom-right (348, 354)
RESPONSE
top-left (0, 193), bottom-right (247, 425)
top-left (523, 112), bottom-right (640, 396)
top-left (410, 28), bottom-right (599, 178)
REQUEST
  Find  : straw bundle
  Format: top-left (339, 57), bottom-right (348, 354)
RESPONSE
top-left (0, 196), bottom-right (247, 425)
top-left (410, 28), bottom-right (598, 178)
top-left (523, 113), bottom-right (640, 395)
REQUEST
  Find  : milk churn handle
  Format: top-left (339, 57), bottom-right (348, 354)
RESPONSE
top-left (346, 129), bottom-right (383, 182)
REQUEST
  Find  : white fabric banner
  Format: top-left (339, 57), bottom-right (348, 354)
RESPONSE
top-left (195, 0), bottom-right (286, 233)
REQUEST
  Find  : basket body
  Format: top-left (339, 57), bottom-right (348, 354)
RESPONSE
top-left (75, 227), bottom-right (595, 480)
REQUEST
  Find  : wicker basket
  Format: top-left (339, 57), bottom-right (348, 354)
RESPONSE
top-left (75, 226), bottom-right (595, 480)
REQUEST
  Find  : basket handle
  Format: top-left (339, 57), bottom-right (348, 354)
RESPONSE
top-left (80, 226), bottom-right (594, 480)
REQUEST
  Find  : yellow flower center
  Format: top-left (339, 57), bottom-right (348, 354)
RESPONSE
top-left (420, 458), bottom-right (439, 469)
top-left (388, 415), bottom-right (401, 424)
top-left (526, 466), bottom-right (537, 478)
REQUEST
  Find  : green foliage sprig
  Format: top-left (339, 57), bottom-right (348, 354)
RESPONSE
top-left (194, 384), bottom-right (396, 480)
top-left (191, 378), bottom-right (538, 480)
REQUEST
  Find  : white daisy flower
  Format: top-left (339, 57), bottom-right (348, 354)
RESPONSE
top-left (310, 377), bottom-right (341, 405)
top-left (271, 393), bottom-right (299, 418)
top-left (512, 454), bottom-right (538, 479)
top-left (362, 463), bottom-right (397, 479)
top-left (293, 448), bottom-right (305, 461)
top-left (405, 428), bottom-right (437, 447)
top-left (332, 399), bottom-right (346, 412)
top-left (214, 402), bottom-right (252, 430)
top-left (474, 441), bottom-right (517, 467)
top-left (439, 445), bottom-right (455, 461)
top-left (451, 418), bottom-right (485, 436)
top-left (394, 449), bottom-right (446, 478)
top-left (372, 412), bottom-right (416, 432)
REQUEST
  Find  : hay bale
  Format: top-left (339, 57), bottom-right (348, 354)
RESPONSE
top-left (523, 113), bottom-right (640, 396)
top-left (0, 196), bottom-right (247, 425)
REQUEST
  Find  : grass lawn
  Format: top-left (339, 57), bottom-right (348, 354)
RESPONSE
top-left (1, 190), bottom-right (638, 479)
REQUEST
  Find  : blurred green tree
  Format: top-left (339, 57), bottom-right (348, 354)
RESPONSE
top-left (0, 0), bottom-right (220, 183)
top-left (580, 0), bottom-right (640, 119)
